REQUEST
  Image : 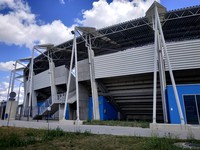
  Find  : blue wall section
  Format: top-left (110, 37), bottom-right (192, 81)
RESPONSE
top-left (167, 84), bottom-right (200, 124)
top-left (37, 101), bottom-right (44, 107)
top-left (65, 104), bottom-right (69, 120)
top-left (89, 96), bottom-right (118, 120)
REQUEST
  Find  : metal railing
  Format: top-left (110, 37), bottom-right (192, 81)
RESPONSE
top-left (21, 93), bottom-right (67, 119)
top-left (38, 97), bottom-right (52, 115)
top-left (57, 93), bottom-right (66, 103)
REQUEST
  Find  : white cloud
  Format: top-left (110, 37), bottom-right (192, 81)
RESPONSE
top-left (0, 81), bottom-right (9, 101)
top-left (59, 0), bottom-right (65, 5)
top-left (0, 0), bottom-right (158, 49)
top-left (77, 0), bottom-right (158, 29)
top-left (0, 61), bottom-right (15, 71)
top-left (0, 60), bottom-right (25, 102)
top-left (0, 61), bottom-right (26, 71)
top-left (0, 81), bottom-right (24, 103)
top-left (0, 0), bottom-right (74, 49)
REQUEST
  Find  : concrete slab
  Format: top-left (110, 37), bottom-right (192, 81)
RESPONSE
top-left (150, 123), bottom-right (200, 139)
top-left (0, 120), bottom-right (200, 140)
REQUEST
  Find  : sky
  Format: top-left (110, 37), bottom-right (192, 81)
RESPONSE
top-left (0, 0), bottom-right (200, 103)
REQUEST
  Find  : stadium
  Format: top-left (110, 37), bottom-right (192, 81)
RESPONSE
top-left (1, 2), bottom-right (200, 125)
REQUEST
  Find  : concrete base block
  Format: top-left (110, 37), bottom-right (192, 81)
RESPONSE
top-left (150, 123), bottom-right (190, 131)
top-left (150, 123), bottom-right (200, 139)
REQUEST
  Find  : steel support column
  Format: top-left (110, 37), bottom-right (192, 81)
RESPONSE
top-left (75, 27), bottom-right (100, 120)
top-left (27, 48), bottom-right (35, 119)
top-left (17, 82), bottom-right (23, 104)
top-left (157, 34), bottom-right (168, 123)
top-left (74, 31), bottom-right (80, 121)
top-left (48, 54), bottom-right (57, 104)
top-left (152, 9), bottom-right (158, 124)
top-left (87, 35), bottom-right (100, 120)
top-left (11, 61), bottom-right (17, 92)
top-left (155, 4), bottom-right (185, 124)
top-left (63, 31), bottom-right (80, 121)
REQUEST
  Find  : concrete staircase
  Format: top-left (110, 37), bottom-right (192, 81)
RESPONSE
top-left (32, 93), bottom-right (68, 119)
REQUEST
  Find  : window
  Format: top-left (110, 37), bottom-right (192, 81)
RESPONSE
top-left (183, 95), bottom-right (200, 124)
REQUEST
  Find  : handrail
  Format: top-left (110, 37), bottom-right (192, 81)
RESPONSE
top-left (57, 92), bottom-right (66, 103)
top-left (38, 96), bottom-right (52, 115)
top-left (32, 92), bottom-right (67, 118)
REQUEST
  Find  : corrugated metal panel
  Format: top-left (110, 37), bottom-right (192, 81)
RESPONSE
top-left (94, 45), bottom-right (154, 79)
top-left (165, 39), bottom-right (200, 71)
top-left (94, 39), bottom-right (200, 79)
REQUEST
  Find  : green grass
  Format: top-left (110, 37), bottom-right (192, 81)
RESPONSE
top-left (0, 126), bottom-right (199, 150)
top-left (83, 120), bottom-right (150, 128)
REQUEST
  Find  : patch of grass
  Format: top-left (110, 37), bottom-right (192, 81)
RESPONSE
top-left (0, 127), bottom-right (200, 150)
top-left (0, 127), bottom-right (66, 149)
top-left (0, 127), bottom-right (38, 148)
top-left (43, 127), bottom-right (65, 140)
top-left (83, 120), bottom-right (150, 128)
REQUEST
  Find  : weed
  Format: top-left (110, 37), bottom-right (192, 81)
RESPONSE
top-left (0, 127), bottom-right (199, 150)
top-left (43, 127), bottom-right (65, 139)
top-left (83, 120), bottom-right (150, 128)
top-left (83, 130), bottom-right (91, 136)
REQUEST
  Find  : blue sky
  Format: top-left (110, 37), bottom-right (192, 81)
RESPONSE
top-left (0, 0), bottom-right (200, 101)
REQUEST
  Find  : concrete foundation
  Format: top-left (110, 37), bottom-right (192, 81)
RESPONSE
top-left (0, 120), bottom-right (199, 139)
top-left (5, 101), bottom-right (18, 120)
top-left (150, 123), bottom-right (200, 139)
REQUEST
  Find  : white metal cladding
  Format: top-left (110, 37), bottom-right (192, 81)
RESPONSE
top-left (165, 39), bottom-right (200, 71)
top-left (94, 39), bottom-right (200, 79)
top-left (94, 44), bottom-right (154, 79)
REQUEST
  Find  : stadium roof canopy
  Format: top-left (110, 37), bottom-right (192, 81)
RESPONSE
top-left (29, 4), bottom-right (200, 75)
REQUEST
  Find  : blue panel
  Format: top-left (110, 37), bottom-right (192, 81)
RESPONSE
top-left (88, 97), bottom-right (93, 120)
top-left (3, 102), bottom-right (6, 107)
top-left (99, 96), bottom-right (104, 120)
top-left (65, 104), bottom-right (69, 120)
top-left (37, 101), bottom-right (44, 107)
top-left (88, 96), bottom-right (118, 121)
top-left (167, 84), bottom-right (200, 124)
